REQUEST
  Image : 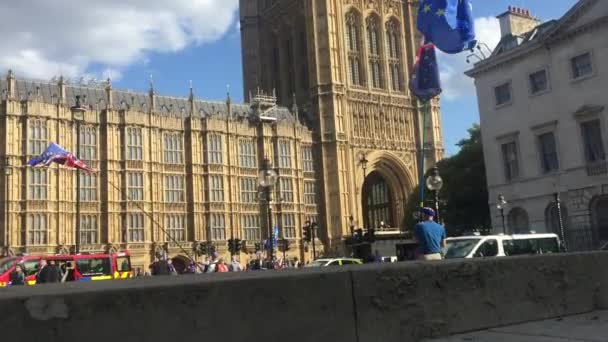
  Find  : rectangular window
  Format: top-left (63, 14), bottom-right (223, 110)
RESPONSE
top-left (80, 215), bottom-right (98, 245)
top-left (538, 132), bottom-right (559, 173)
top-left (581, 120), bottom-right (606, 163)
top-left (165, 215), bottom-right (185, 242)
top-left (210, 213), bottom-right (226, 241)
top-left (164, 175), bottom-right (185, 203)
top-left (163, 133), bottom-right (183, 164)
top-left (27, 214), bottom-right (47, 245)
top-left (494, 82), bottom-right (512, 106)
top-left (283, 213), bottom-right (296, 239)
top-left (302, 145), bottom-right (314, 172)
top-left (529, 70), bottom-right (548, 94)
top-left (28, 168), bottom-right (48, 200)
top-left (240, 177), bottom-right (258, 203)
top-left (28, 120), bottom-right (48, 155)
top-left (304, 181), bottom-right (316, 205)
top-left (239, 140), bottom-right (257, 168)
top-left (280, 178), bottom-right (294, 203)
top-left (79, 173), bottom-right (98, 202)
top-left (126, 127), bottom-right (143, 161)
top-left (501, 142), bottom-right (519, 181)
top-left (278, 140), bottom-right (292, 168)
top-left (209, 175), bottom-right (224, 202)
top-left (242, 215), bottom-right (261, 242)
top-left (208, 134), bottom-right (223, 165)
top-left (79, 126), bottom-right (97, 161)
top-left (127, 172), bottom-right (144, 201)
top-left (127, 213), bottom-right (145, 242)
top-left (571, 53), bottom-right (593, 79)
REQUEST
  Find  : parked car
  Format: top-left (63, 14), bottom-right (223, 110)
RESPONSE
top-left (444, 233), bottom-right (561, 259)
top-left (305, 258), bottom-right (363, 267)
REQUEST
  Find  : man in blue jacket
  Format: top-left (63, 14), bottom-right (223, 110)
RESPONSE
top-left (415, 207), bottom-right (446, 260)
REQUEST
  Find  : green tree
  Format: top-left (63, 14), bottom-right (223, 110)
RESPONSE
top-left (403, 124), bottom-right (491, 236)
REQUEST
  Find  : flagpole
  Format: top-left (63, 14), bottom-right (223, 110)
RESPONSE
top-left (419, 101), bottom-right (429, 217)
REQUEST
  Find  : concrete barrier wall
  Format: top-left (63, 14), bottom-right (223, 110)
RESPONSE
top-left (1, 252), bottom-right (607, 342)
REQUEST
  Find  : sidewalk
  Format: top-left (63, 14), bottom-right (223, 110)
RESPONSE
top-left (426, 311), bottom-right (608, 341)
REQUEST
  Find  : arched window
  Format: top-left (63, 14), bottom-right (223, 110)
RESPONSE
top-left (362, 172), bottom-right (393, 229)
top-left (508, 207), bottom-right (530, 234)
top-left (386, 19), bottom-right (403, 91)
top-left (345, 10), bottom-right (364, 86)
top-left (545, 202), bottom-right (568, 235)
top-left (366, 15), bottom-right (383, 89)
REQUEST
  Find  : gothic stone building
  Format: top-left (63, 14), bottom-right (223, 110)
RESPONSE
top-left (240, 0), bottom-right (443, 253)
top-left (0, 72), bottom-right (319, 269)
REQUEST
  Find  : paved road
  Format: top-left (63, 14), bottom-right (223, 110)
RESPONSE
top-left (426, 311), bottom-right (608, 341)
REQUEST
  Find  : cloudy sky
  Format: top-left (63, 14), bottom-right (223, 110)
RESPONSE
top-left (0, 0), bottom-right (579, 154)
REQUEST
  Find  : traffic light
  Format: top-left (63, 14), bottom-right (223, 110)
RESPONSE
top-left (235, 239), bottom-right (242, 252)
top-left (254, 242), bottom-right (261, 253)
top-left (303, 222), bottom-right (311, 242)
top-left (355, 228), bottom-right (364, 242)
top-left (195, 242), bottom-right (207, 257)
top-left (228, 238), bottom-right (235, 254)
top-left (366, 228), bottom-right (376, 243)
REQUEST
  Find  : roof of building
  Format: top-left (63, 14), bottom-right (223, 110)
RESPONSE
top-left (466, 0), bottom-right (596, 77)
top-left (0, 77), bottom-right (298, 123)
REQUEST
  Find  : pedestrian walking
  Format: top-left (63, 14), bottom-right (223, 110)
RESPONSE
top-left (414, 207), bottom-right (447, 261)
top-left (167, 259), bottom-right (178, 276)
top-left (9, 265), bottom-right (25, 285)
top-left (216, 258), bottom-right (229, 273)
top-left (205, 253), bottom-right (219, 273)
top-left (229, 257), bottom-right (242, 272)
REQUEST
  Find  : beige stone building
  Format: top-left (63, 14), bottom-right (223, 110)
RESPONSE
top-left (0, 73), bottom-right (318, 269)
top-left (240, 0), bottom-right (443, 254)
top-left (467, 0), bottom-right (608, 250)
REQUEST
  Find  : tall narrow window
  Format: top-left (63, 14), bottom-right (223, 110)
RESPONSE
top-left (501, 142), bottom-right (520, 181)
top-left (166, 215), bottom-right (185, 241)
top-left (209, 175), bottom-right (224, 202)
top-left (239, 139), bottom-right (257, 168)
top-left (386, 19), bottom-right (403, 91)
top-left (28, 169), bottom-right (48, 200)
top-left (302, 145), bottom-right (314, 172)
top-left (127, 172), bottom-right (144, 201)
top-left (304, 181), bottom-right (317, 205)
top-left (28, 119), bottom-right (48, 155)
top-left (80, 215), bottom-right (98, 245)
top-left (127, 213), bottom-right (145, 242)
top-left (581, 120), bottom-right (606, 163)
top-left (242, 215), bottom-right (261, 242)
top-left (164, 175), bottom-right (185, 203)
top-left (126, 127), bottom-right (143, 160)
top-left (280, 178), bottom-right (294, 203)
top-left (346, 11), bottom-right (364, 86)
top-left (240, 177), bottom-right (258, 203)
top-left (367, 15), bottom-right (383, 89)
top-left (163, 133), bottom-right (183, 164)
top-left (27, 214), bottom-right (47, 245)
top-left (538, 132), bottom-right (559, 173)
top-left (211, 213), bottom-right (226, 241)
top-left (278, 140), bottom-right (291, 168)
top-left (208, 134), bottom-right (223, 165)
top-left (282, 214), bottom-right (296, 239)
top-left (80, 173), bottom-right (98, 202)
top-left (79, 126), bottom-right (97, 161)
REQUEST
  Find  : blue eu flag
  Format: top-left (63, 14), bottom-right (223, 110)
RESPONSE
top-left (409, 44), bottom-right (442, 102)
top-left (418, 0), bottom-right (476, 54)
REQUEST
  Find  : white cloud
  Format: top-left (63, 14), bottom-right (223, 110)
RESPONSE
top-left (438, 16), bottom-right (502, 100)
top-left (0, 0), bottom-right (239, 80)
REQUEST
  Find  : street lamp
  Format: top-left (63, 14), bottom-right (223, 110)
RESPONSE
top-left (3, 157), bottom-right (11, 254)
top-left (496, 194), bottom-right (508, 234)
top-left (425, 166), bottom-right (443, 222)
top-left (259, 157), bottom-right (278, 266)
top-left (71, 95), bottom-right (86, 252)
top-left (554, 192), bottom-right (567, 252)
top-left (358, 152), bottom-right (368, 176)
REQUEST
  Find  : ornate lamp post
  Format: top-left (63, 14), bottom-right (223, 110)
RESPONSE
top-left (71, 95), bottom-right (86, 252)
top-left (259, 158), bottom-right (278, 265)
top-left (3, 157), bottom-right (12, 254)
top-left (358, 152), bottom-right (368, 177)
top-left (425, 166), bottom-right (444, 222)
top-left (497, 194), bottom-right (508, 234)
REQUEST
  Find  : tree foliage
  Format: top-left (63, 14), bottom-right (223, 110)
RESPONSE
top-left (403, 124), bottom-right (491, 236)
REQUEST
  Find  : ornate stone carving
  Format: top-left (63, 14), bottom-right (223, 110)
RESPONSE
top-left (56, 245), bottom-right (71, 255)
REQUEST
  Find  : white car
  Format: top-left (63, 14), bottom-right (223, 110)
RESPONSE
top-left (444, 233), bottom-right (561, 259)
top-left (305, 258), bottom-right (363, 267)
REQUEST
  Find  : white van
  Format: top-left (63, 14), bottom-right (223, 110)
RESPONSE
top-left (444, 233), bottom-right (561, 259)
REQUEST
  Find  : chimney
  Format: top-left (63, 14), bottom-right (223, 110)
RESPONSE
top-left (497, 6), bottom-right (541, 38)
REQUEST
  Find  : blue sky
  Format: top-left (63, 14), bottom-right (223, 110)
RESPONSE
top-left (1, 0), bottom-right (579, 155)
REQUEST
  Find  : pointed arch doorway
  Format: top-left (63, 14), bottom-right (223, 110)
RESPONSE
top-left (362, 171), bottom-right (395, 229)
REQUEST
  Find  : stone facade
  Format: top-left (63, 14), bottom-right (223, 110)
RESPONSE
top-left (467, 0), bottom-right (608, 250)
top-left (240, 0), bottom-right (443, 254)
top-left (0, 74), bottom-right (319, 269)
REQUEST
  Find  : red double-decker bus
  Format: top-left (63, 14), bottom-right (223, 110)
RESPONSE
top-left (0, 251), bottom-right (132, 287)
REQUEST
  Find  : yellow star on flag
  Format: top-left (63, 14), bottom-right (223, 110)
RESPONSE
top-left (436, 8), bottom-right (446, 17)
top-left (423, 4), bottom-right (432, 13)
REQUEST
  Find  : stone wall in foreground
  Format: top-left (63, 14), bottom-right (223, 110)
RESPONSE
top-left (1, 252), bottom-right (607, 342)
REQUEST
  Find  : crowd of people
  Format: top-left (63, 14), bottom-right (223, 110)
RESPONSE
top-left (142, 253), bottom-right (303, 277)
top-left (8, 259), bottom-right (74, 286)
